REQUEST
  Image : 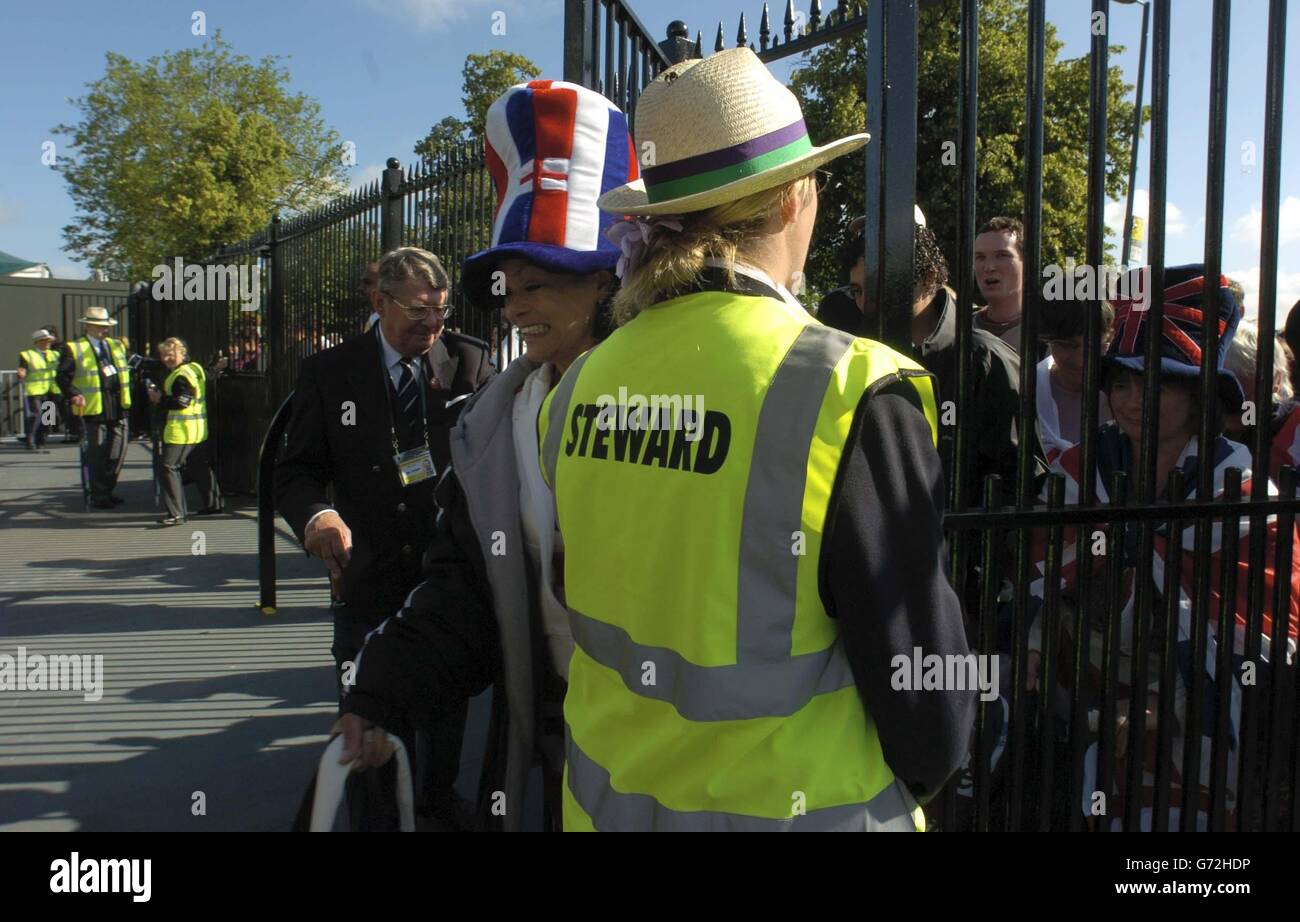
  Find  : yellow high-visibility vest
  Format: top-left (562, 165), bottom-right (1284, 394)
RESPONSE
top-left (19, 348), bottom-right (60, 396)
top-left (539, 285), bottom-right (939, 831)
top-left (68, 336), bottom-right (131, 416)
top-left (162, 362), bottom-right (208, 445)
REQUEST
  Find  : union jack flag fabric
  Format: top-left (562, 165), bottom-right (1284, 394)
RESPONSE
top-left (1106, 266), bottom-right (1244, 410)
top-left (483, 79), bottom-right (636, 260)
top-left (462, 80), bottom-right (638, 308)
top-left (1028, 423), bottom-right (1300, 829)
top-left (1269, 402), bottom-right (1300, 485)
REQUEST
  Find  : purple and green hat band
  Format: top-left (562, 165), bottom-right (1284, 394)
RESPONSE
top-left (641, 119), bottom-right (812, 204)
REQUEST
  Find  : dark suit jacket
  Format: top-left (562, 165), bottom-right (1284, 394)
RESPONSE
top-left (275, 327), bottom-right (495, 619)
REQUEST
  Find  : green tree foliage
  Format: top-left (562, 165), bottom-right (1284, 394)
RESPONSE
top-left (54, 33), bottom-right (346, 282)
top-left (791, 0), bottom-right (1146, 302)
top-left (408, 50), bottom-right (541, 304)
top-left (414, 51), bottom-right (541, 161)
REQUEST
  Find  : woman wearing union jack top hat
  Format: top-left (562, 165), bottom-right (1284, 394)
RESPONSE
top-left (329, 79), bottom-right (636, 831)
top-left (1023, 264), bottom-right (1300, 830)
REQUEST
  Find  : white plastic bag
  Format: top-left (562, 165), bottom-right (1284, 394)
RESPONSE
top-left (309, 734), bottom-right (416, 832)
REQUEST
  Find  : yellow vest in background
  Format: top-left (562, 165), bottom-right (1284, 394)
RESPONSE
top-left (539, 286), bottom-right (938, 831)
top-left (19, 348), bottom-right (60, 396)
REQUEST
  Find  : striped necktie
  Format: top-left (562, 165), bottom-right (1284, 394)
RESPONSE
top-left (394, 358), bottom-right (423, 447)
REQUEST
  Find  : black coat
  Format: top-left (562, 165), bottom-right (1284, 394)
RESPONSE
top-left (275, 327), bottom-right (495, 618)
top-left (910, 287), bottom-right (1027, 506)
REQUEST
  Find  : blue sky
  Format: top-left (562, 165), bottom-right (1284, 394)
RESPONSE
top-left (0, 0), bottom-right (1296, 318)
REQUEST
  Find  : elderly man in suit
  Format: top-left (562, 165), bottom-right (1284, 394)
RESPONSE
top-left (276, 246), bottom-right (494, 828)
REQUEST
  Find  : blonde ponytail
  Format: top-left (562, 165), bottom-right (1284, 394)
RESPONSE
top-left (612, 176), bottom-right (812, 325)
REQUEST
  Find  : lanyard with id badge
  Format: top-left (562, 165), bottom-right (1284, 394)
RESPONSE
top-left (385, 354), bottom-right (438, 488)
top-left (92, 338), bottom-right (121, 391)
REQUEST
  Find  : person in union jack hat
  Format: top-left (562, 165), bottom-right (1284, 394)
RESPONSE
top-left (332, 79), bottom-right (637, 831)
top-left (1023, 264), bottom-right (1300, 831)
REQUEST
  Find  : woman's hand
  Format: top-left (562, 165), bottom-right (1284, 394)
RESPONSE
top-left (331, 714), bottom-right (395, 770)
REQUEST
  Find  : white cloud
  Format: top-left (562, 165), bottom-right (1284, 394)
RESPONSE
top-left (50, 264), bottom-right (86, 279)
top-left (1231, 196), bottom-right (1300, 248)
top-left (1104, 189), bottom-right (1186, 240)
top-left (352, 163), bottom-right (386, 189)
top-left (355, 0), bottom-right (492, 31)
top-left (1225, 265), bottom-right (1300, 322)
top-left (0, 199), bottom-right (22, 225)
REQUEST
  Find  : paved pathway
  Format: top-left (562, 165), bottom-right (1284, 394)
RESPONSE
top-left (0, 439), bottom-right (487, 831)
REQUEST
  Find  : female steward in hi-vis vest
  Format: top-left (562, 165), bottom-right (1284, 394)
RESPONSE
top-left (536, 49), bottom-right (975, 831)
top-left (18, 328), bottom-right (60, 450)
top-left (148, 337), bottom-right (222, 525)
top-left (331, 79), bottom-right (639, 831)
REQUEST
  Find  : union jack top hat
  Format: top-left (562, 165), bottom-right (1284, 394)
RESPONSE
top-left (461, 80), bottom-right (638, 310)
top-left (1104, 263), bottom-right (1245, 411)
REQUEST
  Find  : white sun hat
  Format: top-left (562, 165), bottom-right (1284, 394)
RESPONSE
top-left (77, 306), bottom-right (118, 326)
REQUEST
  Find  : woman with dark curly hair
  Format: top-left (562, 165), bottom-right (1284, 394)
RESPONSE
top-left (330, 79), bottom-right (632, 831)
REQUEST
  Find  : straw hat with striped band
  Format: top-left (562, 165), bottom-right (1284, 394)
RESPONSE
top-left (598, 48), bottom-right (868, 216)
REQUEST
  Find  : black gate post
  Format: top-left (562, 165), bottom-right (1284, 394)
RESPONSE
top-left (564, 0), bottom-right (596, 87)
top-left (267, 215), bottom-right (284, 404)
top-left (258, 213), bottom-right (284, 615)
top-left (862, 0), bottom-right (918, 351)
top-left (381, 156), bottom-right (404, 254)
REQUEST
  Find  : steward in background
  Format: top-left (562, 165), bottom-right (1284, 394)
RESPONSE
top-left (17, 329), bottom-right (60, 451)
top-left (147, 337), bottom-right (222, 525)
top-left (56, 306), bottom-right (131, 509)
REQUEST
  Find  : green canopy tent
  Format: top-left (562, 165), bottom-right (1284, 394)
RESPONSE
top-left (0, 249), bottom-right (42, 275)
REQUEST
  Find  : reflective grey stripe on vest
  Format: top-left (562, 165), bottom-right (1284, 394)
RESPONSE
top-left (559, 323), bottom-right (865, 720)
top-left (569, 604), bottom-right (856, 721)
top-left (737, 323), bottom-right (855, 663)
top-left (567, 734), bottom-right (918, 831)
top-left (541, 349), bottom-right (594, 490)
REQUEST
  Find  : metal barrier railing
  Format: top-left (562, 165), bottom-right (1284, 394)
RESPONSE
top-left (257, 393), bottom-right (295, 614)
top-left (1, 371), bottom-right (27, 440)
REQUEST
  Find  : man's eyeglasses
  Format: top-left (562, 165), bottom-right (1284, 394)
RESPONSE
top-left (815, 169), bottom-right (833, 196)
top-left (382, 291), bottom-right (453, 322)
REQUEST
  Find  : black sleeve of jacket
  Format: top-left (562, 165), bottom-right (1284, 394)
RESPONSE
top-left (18, 353), bottom-right (30, 371)
top-left (973, 343), bottom-right (1024, 503)
top-left (473, 342), bottom-right (496, 388)
top-left (55, 344), bottom-right (78, 398)
top-left (820, 378), bottom-right (976, 798)
top-left (159, 374), bottom-right (195, 410)
top-left (273, 355), bottom-right (334, 545)
top-left (341, 468), bottom-right (500, 730)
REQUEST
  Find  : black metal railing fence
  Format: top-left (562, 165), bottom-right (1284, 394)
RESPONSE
top-left (868, 0), bottom-right (1296, 831)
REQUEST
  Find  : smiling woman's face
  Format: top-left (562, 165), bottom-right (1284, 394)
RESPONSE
top-left (1106, 367), bottom-right (1196, 445)
top-left (498, 258), bottom-right (610, 371)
